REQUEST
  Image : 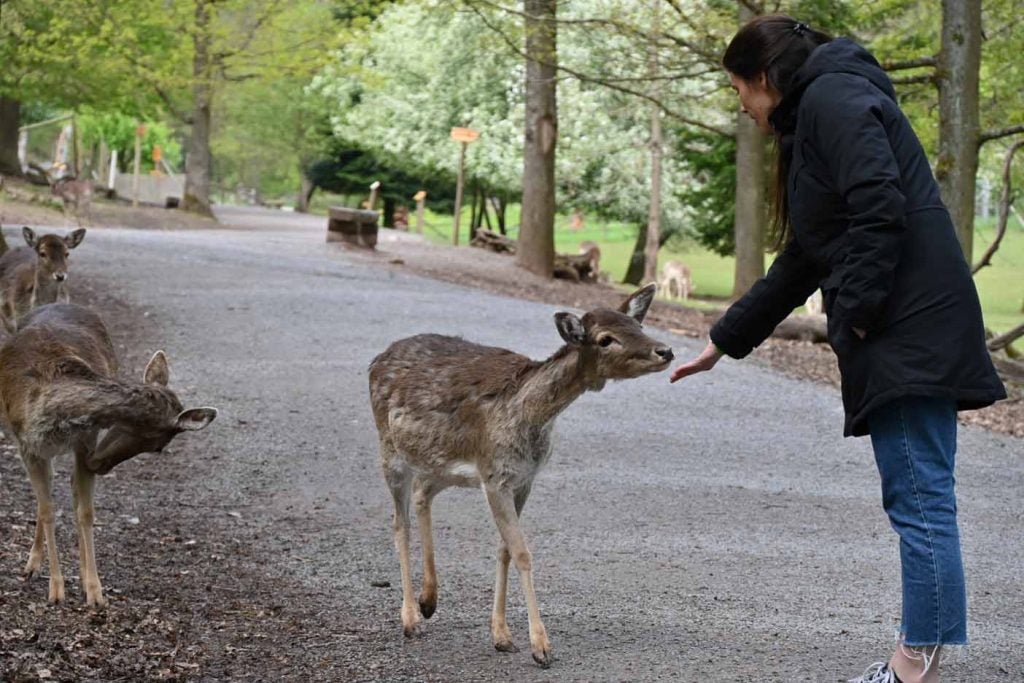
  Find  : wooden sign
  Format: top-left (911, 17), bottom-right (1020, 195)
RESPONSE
top-left (450, 127), bottom-right (480, 144)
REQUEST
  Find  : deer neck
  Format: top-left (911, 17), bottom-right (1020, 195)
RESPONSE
top-left (40, 377), bottom-right (156, 436)
top-left (32, 268), bottom-right (62, 305)
top-left (516, 346), bottom-right (602, 425)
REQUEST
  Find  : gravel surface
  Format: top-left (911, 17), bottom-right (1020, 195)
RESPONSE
top-left (0, 206), bottom-right (1021, 682)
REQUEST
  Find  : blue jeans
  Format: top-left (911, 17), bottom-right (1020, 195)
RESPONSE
top-left (868, 396), bottom-right (967, 646)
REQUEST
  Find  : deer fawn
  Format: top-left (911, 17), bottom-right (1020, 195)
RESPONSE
top-left (368, 284), bottom-right (672, 667)
top-left (0, 227), bottom-right (86, 332)
top-left (0, 303), bottom-right (217, 607)
top-left (658, 259), bottom-right (692, 301)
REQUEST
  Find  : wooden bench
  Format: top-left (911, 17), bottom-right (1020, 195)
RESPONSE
top-left (327, 206), bottom-right (379, 248)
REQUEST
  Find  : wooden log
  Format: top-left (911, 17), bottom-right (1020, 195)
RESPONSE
top-left (771, 314), bottom-right (828, 343)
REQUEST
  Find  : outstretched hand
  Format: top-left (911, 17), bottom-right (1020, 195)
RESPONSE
top-left (669, 341), bottom-right (724, 383)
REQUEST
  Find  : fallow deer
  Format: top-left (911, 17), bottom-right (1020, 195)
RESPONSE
top-left (0, 227), bottom-right (86, 332)
top-left (658, 259), bottom-right (692, 301)
top-left (578, 240), bottom-right (601, 277)
top-left (51, 176), bottom-right (94, 216)
top-left (0, 303), bottom-right (217, 607)
top-left (368, 284), bottom-right (672, 667)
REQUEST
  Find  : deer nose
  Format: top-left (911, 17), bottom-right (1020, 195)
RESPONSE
top-left (655, 347), bottom-right (674, 362)
top-left (53, 272), bottom-right (67, 282)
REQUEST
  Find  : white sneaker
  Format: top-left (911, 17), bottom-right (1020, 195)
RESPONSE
top-left (848, 662), bottom-right (899, 683)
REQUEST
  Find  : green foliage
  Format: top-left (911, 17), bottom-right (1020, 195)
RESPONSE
top-left (674, 129), bottom-right (737, 257)
top-left (76, 110), bottom-right (181, 172)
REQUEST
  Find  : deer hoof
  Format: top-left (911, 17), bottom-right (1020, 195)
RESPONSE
top-left (493, 639), bottom-right (518, 653)
top-left (418, 596), bottom-right (436, 619)
top-left (48, 583), bottom-right (66, 605)
top-left (531, 648), bottom-right (552, 668)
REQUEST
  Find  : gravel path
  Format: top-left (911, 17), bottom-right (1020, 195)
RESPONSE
top-left (1, 209), bottom-right (1020, 682)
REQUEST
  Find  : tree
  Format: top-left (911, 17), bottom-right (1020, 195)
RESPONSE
top-left (0, 1), bottom-right (157, 177)
top-left (731, 1), bottom-right (767, 297)
top-left (518, 0), bottom-right (559, 277)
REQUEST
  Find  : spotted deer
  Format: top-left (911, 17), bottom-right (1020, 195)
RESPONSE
top-left (0, 227), bottom-right (86, 332)
top-left (368, 284), bottom-right (672, 667)
top-left (0, 303), bottom-right (217, 607)
top-left (658, 259), bottom-right (692, 301)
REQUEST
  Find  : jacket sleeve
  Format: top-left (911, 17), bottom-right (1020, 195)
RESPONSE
top-left (805, 76), bottom-right (907, 330)
top-left (710, 238), bottom-right (822, 359)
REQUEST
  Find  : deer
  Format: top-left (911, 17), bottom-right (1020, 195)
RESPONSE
top-left (658, 259), bottom-right (692, 301)
top-left (368, 284), bottom-right (672, 667)
top-left (0, 303), bottom-right (218, 607)
top-left (578, 240), bottom-right (601, 278)
top-left (0, 227), bottom-right (86, 332)
top-left (51, 176), bottom-right (94, 217)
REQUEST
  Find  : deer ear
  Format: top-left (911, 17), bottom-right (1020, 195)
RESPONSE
top-left (66, 228), bottom-right (86, 249)
top-left (554, 312), bottom-right (586, 346)
top-left (143, 350), bottom-right (170, 386)
top-left (175, 407), bottom-right (217, 431)
top-left (619, 283), bottom-right (656, 323)
top-left (22, 227), bottom-right (37, 247)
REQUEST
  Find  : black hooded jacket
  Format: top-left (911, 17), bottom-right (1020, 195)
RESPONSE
top-left (710, 38), bottom-right (1006, 436)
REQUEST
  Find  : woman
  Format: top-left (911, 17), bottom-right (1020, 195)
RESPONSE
top-left (670, 15), bottom-right (1006, 683)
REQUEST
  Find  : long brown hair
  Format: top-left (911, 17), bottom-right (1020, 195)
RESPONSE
top-left (723, 15), bottom-right (831, 249)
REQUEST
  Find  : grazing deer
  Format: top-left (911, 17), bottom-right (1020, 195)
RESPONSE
top-left (578, 240), bottom-right (601, 278)
top-left (0, 303), bottom-right (217, 607)
top-left (658, 259), bottom-right (692, 301)
top-left (368, 285), bottom-right (672, 667)
top-left (0, 227), bottom-right (86, 332)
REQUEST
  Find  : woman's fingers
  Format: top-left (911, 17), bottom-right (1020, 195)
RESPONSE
top-left (669, 342), bottom-right (723, 383)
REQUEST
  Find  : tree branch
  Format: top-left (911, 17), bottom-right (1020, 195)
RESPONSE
top-left (988, 322), bottom-right (1024, 352)
top-left (979, 123), bottom-right (1024, 146)
top-left (973, 139), bottom-right (1023, 274)
top-left (464, 2), bottom-right (732, 138)
top-left (882, 56), bottom-right (937, 71)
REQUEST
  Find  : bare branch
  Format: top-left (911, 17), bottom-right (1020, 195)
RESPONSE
top-left (464, 1), bottom-right (732, 138)
top-left (979, 123), bottom-right (1024, 146)
top-left (973, 139), bottom-right (1024, 274)
top-left (882, 56), bottom-right (937, 71)
top-left (988, 322), bottom-right (1024, 352)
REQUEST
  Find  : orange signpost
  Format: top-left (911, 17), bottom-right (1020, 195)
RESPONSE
top-left (450, 127), bottom-right (480, 245)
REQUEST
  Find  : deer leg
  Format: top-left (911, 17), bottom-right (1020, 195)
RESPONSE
top-left (385, 466), bottom-right (419, 637)
top-left (73, 446), bottom-right (105, 608)
top-left (23, 500), bottom-right (45, 579)
top-left (491, 484), bottom-right (531, 654)
top-left (413, 482), bottom-right (439, 619)
top-left (22, 455), bottom-right (64, 603)
top-left (484, 485), bottom-right (550, 667)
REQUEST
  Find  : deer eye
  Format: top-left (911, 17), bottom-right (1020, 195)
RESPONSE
top-left (597, 335), bottom-right (615, 348)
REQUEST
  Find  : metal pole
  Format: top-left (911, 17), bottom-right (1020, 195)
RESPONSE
top-left (452, 142), bottom-right (467, 245)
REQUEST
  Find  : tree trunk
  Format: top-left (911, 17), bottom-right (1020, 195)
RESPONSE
top-left (642, 0), bottom-right (662, 286)
top-left (181, 0), bottom-right (215, 217)
top-left (518, 0), bottom-right (557, 278)
top-left (0, 96), bottom-right (23, 177)
top-left (297, 169), bottom-right (314, 213)
top-left (732, 2), bottom-right (766, 298)
top-left (383, 196), bottom-right (395, 228)
top-left (936, 0), bottom-right (981, 261)
top-left (625, 224), bottom-right (672, 286)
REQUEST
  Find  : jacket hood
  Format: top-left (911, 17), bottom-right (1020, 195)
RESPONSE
top-left (769, 38), bottom-right (895, 133)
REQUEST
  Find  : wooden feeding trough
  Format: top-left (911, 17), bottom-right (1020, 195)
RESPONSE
top-left (327, 206), bottom-right (379, 248)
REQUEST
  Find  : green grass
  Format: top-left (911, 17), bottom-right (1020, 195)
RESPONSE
top-left (324, 195), bottom-right (1023, 335)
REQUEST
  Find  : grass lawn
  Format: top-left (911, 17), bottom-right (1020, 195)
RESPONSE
top-left (312, 193), bottom-right (1023, 335)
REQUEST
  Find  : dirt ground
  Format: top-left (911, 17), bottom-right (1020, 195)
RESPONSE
top-left (0, 190), bottom-right (1020, 682)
